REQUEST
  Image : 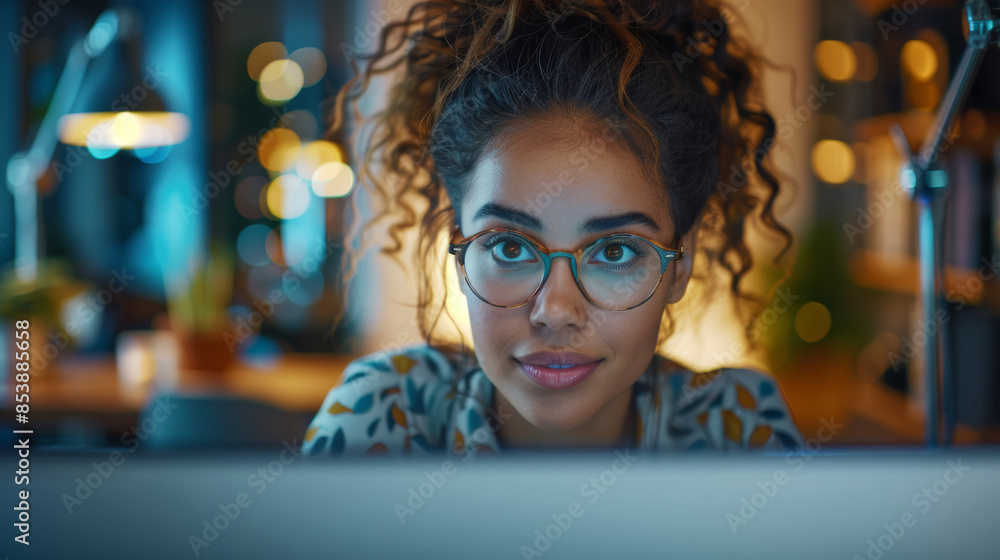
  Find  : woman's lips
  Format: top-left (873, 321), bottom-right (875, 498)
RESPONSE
top-left (516, 360), bottom-right (603, 390)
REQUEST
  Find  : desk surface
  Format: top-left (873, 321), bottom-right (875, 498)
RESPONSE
top-left (3, 354), bottom-right (355, 415)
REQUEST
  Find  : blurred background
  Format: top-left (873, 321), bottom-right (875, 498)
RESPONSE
top-left (0, 0), bottom-right (997, 452)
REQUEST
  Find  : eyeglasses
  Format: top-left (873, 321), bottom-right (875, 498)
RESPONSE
top-left (448, 227), bottom-right (683, 311)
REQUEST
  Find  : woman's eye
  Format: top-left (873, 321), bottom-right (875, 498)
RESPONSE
top-left (595, 243), bottom-right (636, 263)
top-left (493, 240), bottom-right (532, 262)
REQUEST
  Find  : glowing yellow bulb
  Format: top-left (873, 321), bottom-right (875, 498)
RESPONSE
top-left (811, 140), bottom-right (855, 185)
top-left (259, 59), bottom-right (304, 103)
top-left (266, 174), bottom-right (311, 219)
top-left (795, 302), bottom-right (832, 343)
top-left (247, 41), bottom-right (288, 81)
top-left (902, 40), bottom-right (937, 81)
top-left (295, 140), bottom-right (344, 180)
top-left (258, 128), bottom-right (301, 172)
top-left (311, 162), bottom-right (355, 198)
top-left (814, 40), bottom-right (857, 82)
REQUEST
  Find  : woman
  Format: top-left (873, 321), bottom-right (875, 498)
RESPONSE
top-left (303, 0), bottom-right (804, 457)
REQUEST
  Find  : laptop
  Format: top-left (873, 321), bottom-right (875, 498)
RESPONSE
top-left (10, 446), bottom-right (999, 559)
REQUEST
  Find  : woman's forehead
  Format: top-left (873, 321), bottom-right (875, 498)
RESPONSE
top-left (462, 131), bottom-right (674, 236)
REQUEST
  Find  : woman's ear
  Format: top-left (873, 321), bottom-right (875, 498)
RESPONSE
top-left (665, 215), bottom-right (701, 304)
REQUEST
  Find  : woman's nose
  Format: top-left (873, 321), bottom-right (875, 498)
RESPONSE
top-left (529, 256), bottom-right (586, 330)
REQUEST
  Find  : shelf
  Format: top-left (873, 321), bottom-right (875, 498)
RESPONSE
top-left (849, 248), bottom-right (1000, 310)
top-left (853, 110), bottom-right (1000, 160)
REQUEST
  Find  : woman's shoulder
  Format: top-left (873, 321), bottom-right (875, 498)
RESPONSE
top-left (643, 356), bottom-right (804, 450)
top-left (302, 344), bottom-right (473, 457)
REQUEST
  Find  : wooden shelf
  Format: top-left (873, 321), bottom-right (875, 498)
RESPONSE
top-left (853, 110), bottom-right (1000, 160)
top-left (849, 248), bottom-right (1000, 310)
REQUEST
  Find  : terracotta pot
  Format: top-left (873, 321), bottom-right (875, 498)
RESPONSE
top-left (174, 330), bottom-right (235, 374)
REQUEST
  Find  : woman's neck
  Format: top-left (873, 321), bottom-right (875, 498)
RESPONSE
top-left (493, 384), bottom-right (636, 450)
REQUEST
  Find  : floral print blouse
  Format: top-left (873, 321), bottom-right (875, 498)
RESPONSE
top-left (302, 344), bottom-right (804, 457)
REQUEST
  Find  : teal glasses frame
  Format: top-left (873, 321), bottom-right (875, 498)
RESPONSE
top-left (448, 227), bottom-right (684, 311)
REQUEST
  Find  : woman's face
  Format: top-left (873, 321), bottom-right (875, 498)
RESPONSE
top-left (457, 123), bottom-right (698, 433)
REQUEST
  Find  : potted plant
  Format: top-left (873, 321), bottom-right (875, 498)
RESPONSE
top-left (162, 239), bottom-right (235, 374)
top-left (0, 258), bottom-right (94, 376)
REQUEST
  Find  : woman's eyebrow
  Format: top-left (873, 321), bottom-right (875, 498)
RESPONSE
top-left (472, 204), bottom-right (661, 235)
top-left (472, 202), bottom-right (544, 230)
top-left (581, 212), bottom-right (661, 235)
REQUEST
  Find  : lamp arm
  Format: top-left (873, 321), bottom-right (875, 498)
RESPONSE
top-left (4, 9), bottom-right (128, 282)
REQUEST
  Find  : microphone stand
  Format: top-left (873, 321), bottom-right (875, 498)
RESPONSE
top-left (889, 0), bottom-right (1000, 446)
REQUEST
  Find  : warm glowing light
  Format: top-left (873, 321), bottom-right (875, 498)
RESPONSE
top-left (795, 301), bottom-right (831, 342)
top-left (290, 47), bottom-right (327, 86)
top-left (110, 112), bottom-right (141, 146)
top-left (311, 162), bottom-right (355, 198)
top-left (811, 140), bottom-right (855, 184)
top-left (257, 128), bottom-right (301, 172)
top-left (59, 112), bottom-right (190, 149)
top-left (907, 80), bottom-right (940, 110)
top-left (247, 41), bottom-right (288, 81)
top-left (258, 59), bottom-right (304, 103)
top-left (295, 140), bottom-right (344, 180)
top-left (963, 108), bottom-right (987, 140)
top-left (850, 41), bottom-right (878, 82)
top-left (814, 40), bottom-right (857, 82)
top-left (265, 174), bottom-right (311, 219)
top-left (902, 40), bottom-right (937, 81)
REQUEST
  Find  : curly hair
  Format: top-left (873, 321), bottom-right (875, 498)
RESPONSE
top-left (326, 0), bottom-right (793, 365)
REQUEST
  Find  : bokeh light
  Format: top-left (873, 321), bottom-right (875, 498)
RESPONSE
top-left (257, 128), bottom-right (301, 172)
top-left (265, 228), bottom-right (286, 266)
top-left (235, 177), bottom-right (267, 219)
top-left (907, 80), bottom-right (941, 110)
top-left (963, 108), bottom-right (987, 140)
top-left (795, 302), bottom-right (832, 343)
top-left (311, 162), bottom-right (355, 198)
top-left (811, 140), bottom-right (856, 184)
top-left (133, 144), bottom-right (171, 164)
top-left (850, 41), bottom-right (878, 82)
top-left (814, 40), bottom-right (857, 82)
top-left (236, 224), bottom-right (273, 266)
top-left (265, 174), bottom-right (311, 219)
top-left (284, 268), bottom-right (324, 306)
top-left (295, 140), bottom-right (344, 180)
top-left (290, 47), bottom-right (327, 87)
top-left (247, 41), bottom-right (288, 81)
top-left (258, 59), bottom-right (304, 103)
top-left (901, 39), bottom-right (937, 81)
